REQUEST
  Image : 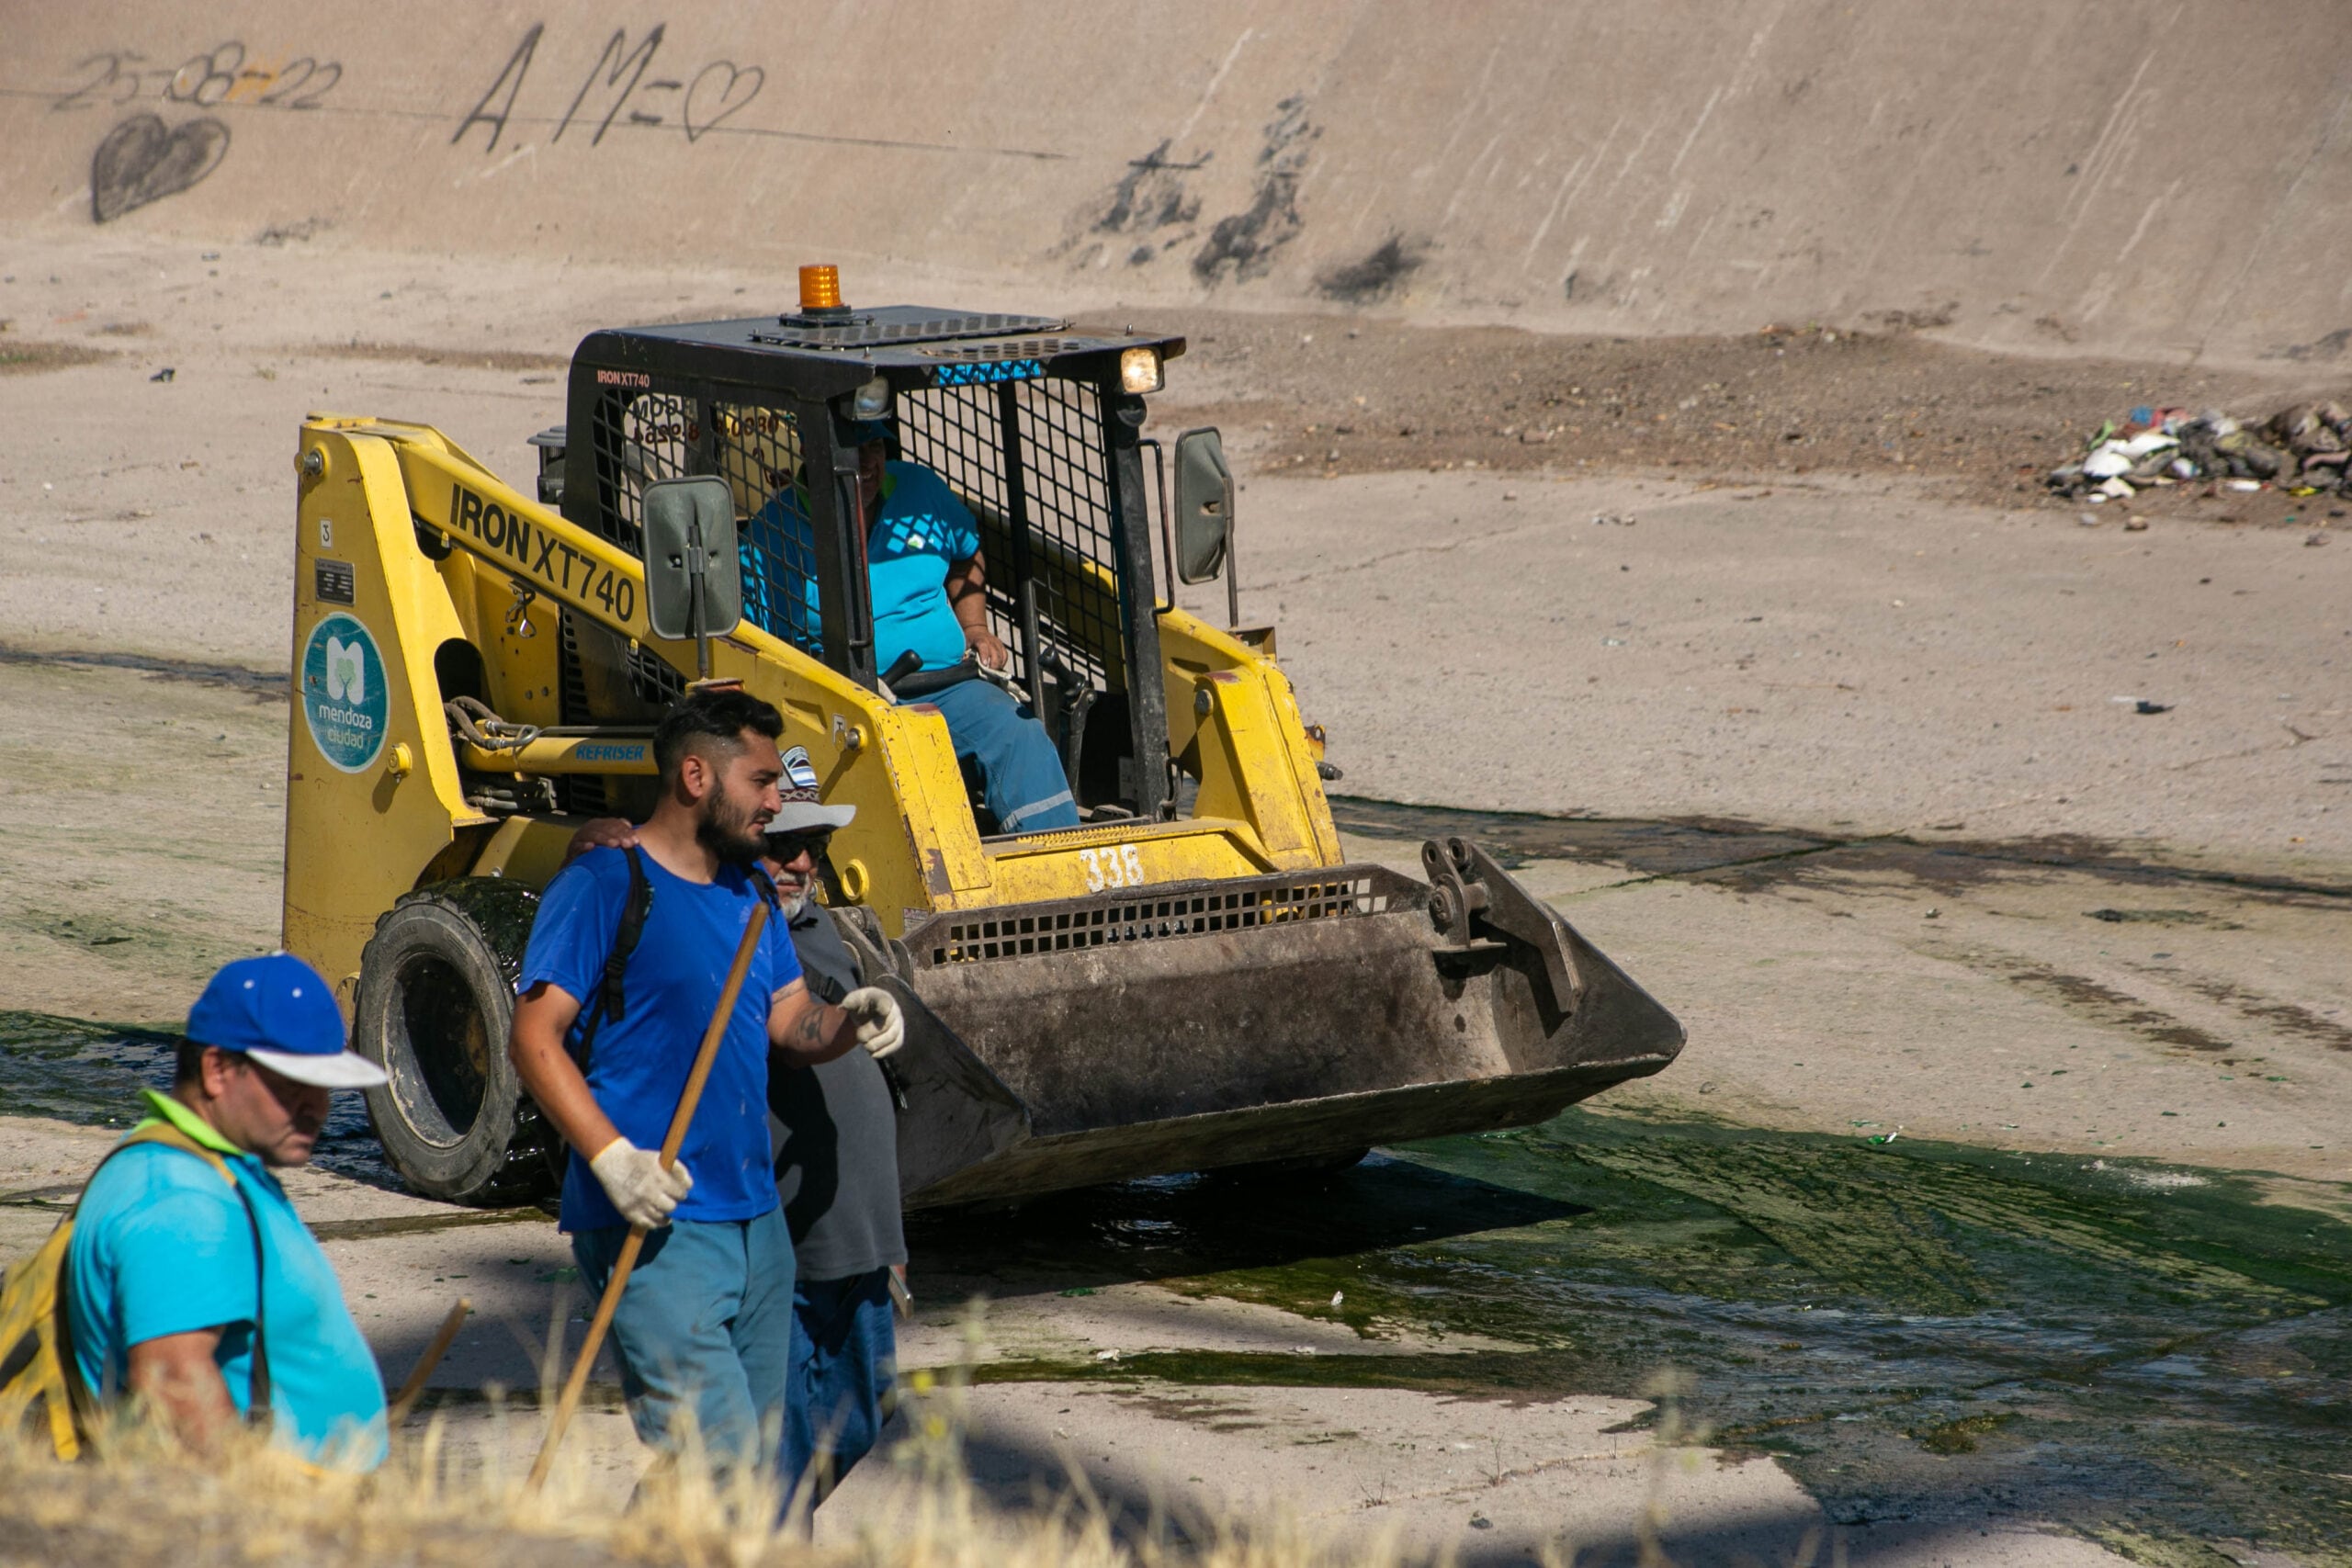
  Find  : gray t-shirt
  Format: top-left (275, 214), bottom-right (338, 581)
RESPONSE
top-left (769, 903), bottom-right (906, 1280)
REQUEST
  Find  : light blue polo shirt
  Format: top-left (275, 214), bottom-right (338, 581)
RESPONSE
top-left (65, 1091), bottom-right (390, 1469)
top-left (741, 461), bottom-right (982, 672)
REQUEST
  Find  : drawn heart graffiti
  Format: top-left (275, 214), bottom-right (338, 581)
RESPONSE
top-left (91, 112), bottom-right (231, 224)
top-left (683, 61), bottom-right (763, 143)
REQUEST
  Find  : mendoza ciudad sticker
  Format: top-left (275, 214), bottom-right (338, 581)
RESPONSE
top-left (300, 611), bottom-right (390, 773)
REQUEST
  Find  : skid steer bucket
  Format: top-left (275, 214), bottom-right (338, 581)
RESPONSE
top-left (895, 839), bottom-right (1683, 1206)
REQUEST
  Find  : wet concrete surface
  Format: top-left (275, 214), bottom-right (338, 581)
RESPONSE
top-left (875, 1116), bottom-right (2352, 1564)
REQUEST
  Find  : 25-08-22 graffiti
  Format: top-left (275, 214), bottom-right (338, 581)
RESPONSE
top-left (55, 40), bottom-right (342, 223)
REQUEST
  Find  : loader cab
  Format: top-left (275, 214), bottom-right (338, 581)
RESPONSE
top-left (536, 276), bottom-right (1187, 831)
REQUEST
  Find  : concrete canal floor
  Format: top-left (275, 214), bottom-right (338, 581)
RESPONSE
top-left (2, 232), bottom-right (2347, 1565)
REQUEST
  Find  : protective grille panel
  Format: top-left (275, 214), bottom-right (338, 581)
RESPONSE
top-left (715, 402), bottom-right (819, 653)
top-left (586, 390), bottom-right (695, 555)
top-left (894, 377), bottom-right (1123, 700)
top-left (1012, 378), bottom-right (1122, 693)
top-left (911, 871), bottom-right (1402, 966)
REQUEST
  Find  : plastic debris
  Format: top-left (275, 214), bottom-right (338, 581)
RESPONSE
top-left (2083, 446), bottom-right (2132, 479)
top-left (2047, 399), bottom-right (2352, 497)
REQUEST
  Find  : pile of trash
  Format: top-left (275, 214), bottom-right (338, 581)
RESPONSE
top-left (2048, 400), bottom-right (2352, 502)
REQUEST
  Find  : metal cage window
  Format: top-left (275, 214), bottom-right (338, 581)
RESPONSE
top-left (714, 402), bottom-right (820, 654)
top-left (894, 376), bottom-right (1123, 703)
top-left (585, 389), bottom-right (696, 556)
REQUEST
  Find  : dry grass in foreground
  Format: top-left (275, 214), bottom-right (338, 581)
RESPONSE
top-left (1, 1313), bottom-right (1751, 1568)
top-left (0, 1312), bottom-right (1440, 1568)
top-left (0, 1404), bottom-right (1414, 1568)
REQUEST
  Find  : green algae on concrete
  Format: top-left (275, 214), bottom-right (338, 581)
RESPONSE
top-left (916, 1109), bottom-right (2352, 1562)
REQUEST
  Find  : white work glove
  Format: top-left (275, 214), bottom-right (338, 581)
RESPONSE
top-left (589, 1137), bottom-right (693, 1231)
top-left (841, 987), bottom-right (905, 1061)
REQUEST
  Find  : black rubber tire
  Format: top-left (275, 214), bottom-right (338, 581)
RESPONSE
top-left (353, 877), bottom-right (558, 1206)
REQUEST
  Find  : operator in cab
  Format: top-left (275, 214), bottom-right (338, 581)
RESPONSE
top-left (742, 415), bottom-right (1080, 834)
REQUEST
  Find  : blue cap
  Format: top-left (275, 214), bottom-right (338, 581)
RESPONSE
top-left (845, 418), bottom-right (893, 446)
top-left (187, 954), bottom-right (387, 1089)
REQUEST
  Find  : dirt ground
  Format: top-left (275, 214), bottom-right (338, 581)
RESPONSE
top-left (1153, 308), bottom-right (2352, 526)
top-left (3, 229), bottom-right (2347, 1564)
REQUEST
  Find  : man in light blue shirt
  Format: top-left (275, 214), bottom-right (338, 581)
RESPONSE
top-left (740, 420), bottom-right (1080, 834)
top-left (67, 953), bottom-right (391, 1468)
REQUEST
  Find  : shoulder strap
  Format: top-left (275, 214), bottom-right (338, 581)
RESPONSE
top-left (104, 1122), bottom-right (233, 1186)
top-left (70, 1123), bottom-right (271, 1431)
top-left (569, 844), bottom-right (654, 1071)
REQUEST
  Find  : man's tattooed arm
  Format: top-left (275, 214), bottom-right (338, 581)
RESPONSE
top-left (769, 982), bottom-right (850, 1066)
top-left (789, 1001), bottom-right (831, 1055)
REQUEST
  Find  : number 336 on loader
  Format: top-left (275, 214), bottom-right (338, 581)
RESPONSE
top-left (280, 266), bottom-right (1682, 1209)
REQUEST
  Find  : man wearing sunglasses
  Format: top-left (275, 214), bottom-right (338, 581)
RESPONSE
top-left (563, 750), bottom-right (902, 1509)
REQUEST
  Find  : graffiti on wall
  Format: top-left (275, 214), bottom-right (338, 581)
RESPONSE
top-left (53, 42), bottom-right (345, 113)
top-left (54, 40), bottom-right (343, 222)
top-left (453, 24), bottom-right (764, 153)
top-left (43, 23), bottom-right (1044, 227)
top-left (89, 113), bottom-right (229, 223)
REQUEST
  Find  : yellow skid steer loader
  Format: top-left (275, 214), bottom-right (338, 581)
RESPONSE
top-left (281, 267), bottom-right (1681, 1208)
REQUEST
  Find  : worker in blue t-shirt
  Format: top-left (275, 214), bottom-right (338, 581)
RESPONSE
top-left (509, 687), bottom-right (906, 1481)
top-left (740, 420), bottom-right (1080, 834)
top-left (67, 953), bottom-right (391, 1468)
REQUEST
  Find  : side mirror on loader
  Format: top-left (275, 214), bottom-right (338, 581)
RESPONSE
top-left (1171, 427), bottom-right (1234, 585)
top-left (643, 476), bottom-right (742, 665)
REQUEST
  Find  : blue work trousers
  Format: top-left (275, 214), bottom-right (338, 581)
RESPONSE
top-left (781, 1269), bottom-right (898, 1508)
top-left (571, 1209), bottom-right (796, 1472)
top-left (918, 678), bottom-right (1080, 832)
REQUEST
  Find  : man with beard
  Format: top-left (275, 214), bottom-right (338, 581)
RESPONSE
top-left (510, 687), bottom-right (904, 1477)
top-left (561, 751), bottom-right (904, 1509)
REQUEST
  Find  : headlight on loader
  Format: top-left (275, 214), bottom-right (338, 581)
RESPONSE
top-left (1119, 346), bottom-right (1163, 394)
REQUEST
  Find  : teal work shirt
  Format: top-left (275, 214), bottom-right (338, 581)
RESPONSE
top-left (741, 461), bottom-right (981, 672)
top-left (65, 1091), bottom-right (390, 1469)
top-left (865, 462), bottom-right (983, 673)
